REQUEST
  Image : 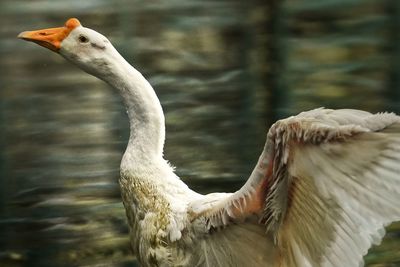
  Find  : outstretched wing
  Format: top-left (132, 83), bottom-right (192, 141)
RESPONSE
top-left (188, 108), bottom-right (400, 267)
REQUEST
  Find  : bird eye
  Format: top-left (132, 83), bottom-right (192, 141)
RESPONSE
top-left (78, 35), bottom-right (89, 43)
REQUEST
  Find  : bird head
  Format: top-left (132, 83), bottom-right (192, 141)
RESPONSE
top-left (18, 18), bottom-right (116, 77)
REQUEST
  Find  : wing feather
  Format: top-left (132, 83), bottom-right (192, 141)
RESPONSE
top-left (187, 108), bottom-right (400, 267)
top-left (274, 112), bottom-right (400, 267)
top-left (187, 222), bottom-right (276, 266)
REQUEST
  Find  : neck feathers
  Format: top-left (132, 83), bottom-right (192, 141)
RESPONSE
top-left (99, 48), bottom-right (166, 169)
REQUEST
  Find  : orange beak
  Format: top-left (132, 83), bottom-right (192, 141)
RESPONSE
top-left (18, 18), bottom-right (81, 52)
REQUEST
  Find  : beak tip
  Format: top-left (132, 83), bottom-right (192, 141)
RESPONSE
top-left (17, 31), bottom-right (28, 39)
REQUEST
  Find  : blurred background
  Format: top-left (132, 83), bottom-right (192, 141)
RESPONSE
top-left (0, 0), bottom-right (399, 266)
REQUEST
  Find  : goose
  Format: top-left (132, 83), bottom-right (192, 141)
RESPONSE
top-left (18, 18), bottom-right (400, 267)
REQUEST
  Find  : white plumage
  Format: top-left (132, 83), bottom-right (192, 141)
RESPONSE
top-left (19, 18), bottom-right (400, 267)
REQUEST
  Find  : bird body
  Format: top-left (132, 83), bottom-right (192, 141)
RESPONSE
top-left (19, 18), bottom-right (400, 267)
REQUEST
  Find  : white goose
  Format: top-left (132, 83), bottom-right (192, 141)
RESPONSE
top-left (19, 18), bottom-right (400, 267)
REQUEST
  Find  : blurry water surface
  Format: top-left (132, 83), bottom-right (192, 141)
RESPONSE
top-left (0, 0), bottom-right (399, 266)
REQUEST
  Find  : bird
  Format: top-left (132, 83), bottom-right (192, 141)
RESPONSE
top-left (18, 18), bottom-right (400, 267)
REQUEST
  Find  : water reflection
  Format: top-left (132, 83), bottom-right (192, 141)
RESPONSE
top-left (0, 0), bottom-right (399, 266)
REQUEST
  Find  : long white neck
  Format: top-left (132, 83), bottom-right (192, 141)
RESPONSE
top-left (90, 47), bottom-right (165, 169)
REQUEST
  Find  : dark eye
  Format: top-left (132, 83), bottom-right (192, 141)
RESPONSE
top-left (78, 35), bottom-right (89, 43)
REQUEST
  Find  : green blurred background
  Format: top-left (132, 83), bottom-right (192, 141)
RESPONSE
top-left (0, 0), bottom-right (399, 266)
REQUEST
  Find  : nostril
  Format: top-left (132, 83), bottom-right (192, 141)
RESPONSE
top-left (39, 32), bottom-right (47, 36)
